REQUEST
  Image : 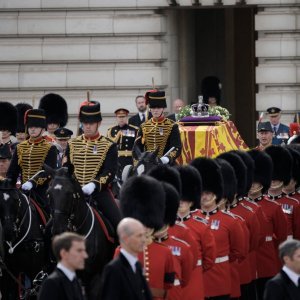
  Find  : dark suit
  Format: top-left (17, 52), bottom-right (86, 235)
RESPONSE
top-left (38, 268), bottom-right (84, 300)
top-left (263, 269), bottom-right (300, 300)
top-left (100, 253), bottom-right (152, 300)
top-left (128, 112), bottom-right (152, 128)
top-left (167, 113), bottom-right (176, 121)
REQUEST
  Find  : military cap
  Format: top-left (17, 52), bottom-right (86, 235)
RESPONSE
top-left (248, 149), bottom-right (273, 194)
top-left (162, 182), bottom-right (180, 226)
top-left (148, 90), bottom-right (167, 108)
top-left (120, 175), bottom-right (165, 230)
top-left (54, 127), bottom-right (73, 140)
top-left (216, 158), bottom-right (237, 204)
top-left (266, 107), bottom-right (281, 117)
top-left (176, 165), bottom-right (202, 209)
top-left (265, 145), bottom-right (292, 186)
top-left (257, 122), bottom-right (273, 132)
top-left (0, 144), bottom-right (12, 159)
top-left (147, 164), bottom-right (182, 195)
top-left (79, 101), bottom-right (102, 123)
top-left (190, 157), bottom-right (223, 204)
top-left (0, 102), bottom-right (17, 134)
top-left (38, 93), bottom-right (68, 127)
top-left (15, 103), bottom-right (33, 133)
top-left (114, 108), bottom-right (129, 116)
top-left (25, 109), bottom-right (46, 129)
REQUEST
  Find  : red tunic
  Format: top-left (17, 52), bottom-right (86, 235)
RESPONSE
top-left (177, 210), bottom-right (216, 300)
top-left (285, 192), bottom-right (300, 239)
top-left (254, 196), bottom-right (288, 278)
top-left (197, 209), bottom-right (246, 298)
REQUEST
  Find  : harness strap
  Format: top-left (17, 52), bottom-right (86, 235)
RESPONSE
top-left (91, 207), bottom-right (115, 244)
top-left (30, 198), bottom-right (47, 226)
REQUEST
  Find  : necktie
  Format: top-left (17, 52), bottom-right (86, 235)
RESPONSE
top-left (298, 277), bottom-right (300, 289)
top-left (135, 261), bottom-right (146, 297)
top-left (141, 113), bottom-right (145, 123)
top-left (72, 277), bottom-right (84, 300)
top-left (273, 126), bottom-right (277, 136)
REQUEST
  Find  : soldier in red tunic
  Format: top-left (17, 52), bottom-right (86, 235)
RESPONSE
top-left (176, 164), bottom-right (216, 300)
top-left (120, 175), bottom-right (175, 300)
top-left (191, 157), bottom-right (246, 300)
top-left (247, 149), bottom-right (288, 300)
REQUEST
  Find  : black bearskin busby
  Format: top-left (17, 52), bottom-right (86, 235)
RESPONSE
top-left (15, 103), bottom-right (33, 133)
top-left (190, 157), bottom-right (223, 203)
top-left (25, 109), bottom-right (46, 129)
top-left (0, 102), bottom-right (17, 134)
top-left (248, 149), bottom-right (273, 194)
top-left (265, 145), bottom-right (292, 186)
top-left (216, 158), bottom-right (237, 204)
top-left (201, 76), bottom-right (221, 105)
top-left (79, 101), bottom-right (102, 123)
top-left (120, 175), bottom-right (165, 230)
top-left (0, 144), bottom-right (12, 159)
top-left (284, 146), bottom-right (300, 185)
top-left (38, 93), bottom-right (68, 127)
top-left (162, 182), bottom-right (180, 226)
top-left (147, 165), bottom-right (182, 195)
top-left (218, 152), bottom-right (247, 198)
top-left (176, 165), bottom-right (202, 209)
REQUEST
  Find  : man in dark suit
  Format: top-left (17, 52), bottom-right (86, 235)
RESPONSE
top-left (128, 95), bottom-right (152, 127)
top-left (264, 239), bottom-right (300, 300)
top-left (100, 217), bottom-right (152, 300)
top-left (167, 98), bottom-right (185, 121)
top-left (38, 232), bottom-right (88, 300)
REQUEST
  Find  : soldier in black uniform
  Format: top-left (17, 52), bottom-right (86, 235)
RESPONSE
top-left (107, 108), bottom-right (138, 179)
top-left (53, 127), bottom-right (73, 168)
top-left (6, 109), bottom-right (57, 212)
top-left (64, 101), bottom-right (121, 230)
top-left (133, 90), bottom-right (182, 165)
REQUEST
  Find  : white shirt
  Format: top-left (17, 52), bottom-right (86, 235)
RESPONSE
top-left (120, 248), bottom-right (138, 273)
top-left (139, 112), bottom-right (145, 121)
top-left (282, 265), bottom-right (300, 287)
top-left (57, 262), bottom-right (76, 281)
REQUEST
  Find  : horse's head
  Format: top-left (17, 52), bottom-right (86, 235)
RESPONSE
top-left (134, 148), bottom-right (161, 175)
top-left (0, 179), bottom-right (23, 242)
top-left (46, 164), bottom-right (84, 235)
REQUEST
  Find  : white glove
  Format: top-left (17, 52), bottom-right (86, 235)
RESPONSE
top-left (22, 181), bottom-right (33, 191)
top-left (160, 157), bottom-right (170, 165)
top-left (82, 182), bottom-right (96, 195)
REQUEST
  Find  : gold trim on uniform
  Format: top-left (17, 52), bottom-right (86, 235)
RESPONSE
top-left (118, 150), bottom-right (132, 157)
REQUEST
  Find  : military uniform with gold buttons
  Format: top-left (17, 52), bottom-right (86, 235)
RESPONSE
top-left (107, 109), bottom-right (138, 179)
top-left (64, 101), bottom-right (121, 230)
top-left (133, 91), bottom-right (182, 164)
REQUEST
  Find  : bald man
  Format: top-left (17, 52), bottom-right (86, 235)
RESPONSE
top-left (100, 218), bottom-right (152, 300)
top-left (167, 99), bottom-right (185, 121)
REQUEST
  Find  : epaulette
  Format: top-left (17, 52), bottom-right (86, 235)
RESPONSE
top-left (128, 124), bottom-right (139, 131)
top-left (221, 210), bottom-right (236, 219)
top-left (240, 202), bottom-right (254, 212)
top-left (285, 195), bottom-right (300, 204)
top-left (175, 221), bottom-right (187, 229)
top-left (101, 135), bottom-right (115, 145)
top-left (245, 198), bottom-right (259, 206)
top-left (170, 235), bottom-right (190, 247)
top-left (193, 215), bottom-right (208, 225)
top-left (229, 212), bottom-right (245, 221)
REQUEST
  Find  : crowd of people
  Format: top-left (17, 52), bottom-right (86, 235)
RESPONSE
top-left (0, 91), bottom-right (300, 300)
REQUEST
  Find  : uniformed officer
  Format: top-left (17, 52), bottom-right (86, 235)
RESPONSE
top-left (15, 103), bottom-right (33, 143)
top-left (64, 101), bottom-right (121, 230)
top-left (0, 144), bottom-right (12, 178)
top-left (107, 108), bottom-right (138, 179)
top-left (53, 127), bottom-right (73, 168)
top-left (38, 93), bottom-right (68, 142)
top-left (133, 90), bottom-right (182, 165)
top-left (255, 122), bottom-right (273, 151)
top-left (6, 109), bottom-right (57, 211)
top-left (266, 107), bottom-right (290, 145)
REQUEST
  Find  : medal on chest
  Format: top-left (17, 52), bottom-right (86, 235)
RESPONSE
top-left (159, 127), bottom-right (164, 136)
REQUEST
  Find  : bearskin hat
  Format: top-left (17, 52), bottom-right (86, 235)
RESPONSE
top-left (216, 158), bottom-right (237, 204)
top-left (265, 145), bottom-right (292, 186)
top-left (162, 182), bottom-right (180, 226)
top-left (38, 93), bottom-right (68, 127)
top-left (146, 165), bottom-right (182, 195)
top-left (0, 102), bottom-right (17, 134)
top-left (284, 146), bottom-right (300, 185)
top-left (120, 175), bottom-right (165, 230)
top-left (79, 101), bottom-right (102, 123)
top-left (248, 149), bottom-right (273, 194)
top-left (190, 157), bottom-right (223, 204)
top-left (15, 103), bottom-right (33, 133)
top-left (218, 152), bottom-right (247, 198)
top-left (176, 165), bottom-right (202, 209)
top-left (230, 150), bottom-right (255, 195)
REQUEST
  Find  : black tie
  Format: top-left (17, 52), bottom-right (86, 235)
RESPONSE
top-left (297, 277), bottom-right (300, 289)
top-left (141, 113), bottom-right (145, 123)
top-left (72, 277), bottom-right (84, 300)
top-left (273, 126), bottom-right (277, 135)
top-left (135, 261), bottom-right (146, 298)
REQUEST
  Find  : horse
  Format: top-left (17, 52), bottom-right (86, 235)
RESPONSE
top-left (0, 179), bottom-right (47, 300)
top-left (45, 164), bottom-right (115, 300)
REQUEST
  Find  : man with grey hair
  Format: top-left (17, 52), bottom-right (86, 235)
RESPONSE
top-left (100, 218), bottom-right (152, 300)
top-left (264, 239), bottom-right (300, 300)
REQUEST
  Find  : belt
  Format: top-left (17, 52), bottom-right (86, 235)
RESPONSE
top-left (215, 255), bottom-right (229, 264)
top-left (196, 259), bottom-right (202, 266)
top-left (118, 150), bottom-right (132, 157)
top-left (150, 288), bottom-right (167, 298)
top-left (265, 236), bottom-right (273, 242)
top-left (287, 235), bottom-right (293, 240)
top-left (174, 279), bottom-right (180, 286)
